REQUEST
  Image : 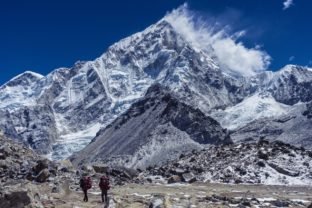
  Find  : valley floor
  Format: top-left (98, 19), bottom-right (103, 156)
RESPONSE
top-left (43, 183), bottom-right (312, 208)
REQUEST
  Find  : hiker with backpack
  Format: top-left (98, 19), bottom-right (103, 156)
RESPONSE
top-left (99, 173), bottom-right (110, 204)
top-left (80, 174), bottom-right (92, 202)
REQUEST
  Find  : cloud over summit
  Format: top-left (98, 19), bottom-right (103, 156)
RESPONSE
top-left (283, 0), bottom-right (294, 10)
top-left (164, 4), bottom-right (271, 77)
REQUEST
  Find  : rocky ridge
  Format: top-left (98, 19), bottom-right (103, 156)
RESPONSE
top-left (71, 84), bottom-right (232, 169)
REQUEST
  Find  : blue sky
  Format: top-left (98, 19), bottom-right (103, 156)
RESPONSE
top-left (0, 0), bottom-right (311, 84)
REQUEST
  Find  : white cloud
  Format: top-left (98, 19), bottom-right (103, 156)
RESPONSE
top-left (289, 56), bottom-right (295, 61)
top-left (283, 0), bottom-right (294, 10)
top-left (164, 4), bottom-right (271, 77)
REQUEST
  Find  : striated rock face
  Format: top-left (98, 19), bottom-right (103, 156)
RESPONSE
top-left (266, 65), bottom-right (312, 105)
top-left (303, 102), bottom-right (312, 119)
top-left (0, 20), bottom-right (247, 159)
top-left (0, 105), bottom-right (58, 155)
top-left (211, 66), bottom-right (312, 148)
top-left (142, 140), bottom-right (312, 185)
top-left (226, 102), bottom-right (312, 147)
top-left (71, 84), bottom-right (231, 168)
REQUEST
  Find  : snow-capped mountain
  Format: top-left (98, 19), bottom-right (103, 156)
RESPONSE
top-left (260, 65), bottom-right (312, 105)
top-left (0, 71), bottom-right (44, 110)
top-left (0, 19), bottom-right (249, 159)
top-left (211, 65), bottom-right (312, 147)
top-left (0, 14), bottom-right (312, 160)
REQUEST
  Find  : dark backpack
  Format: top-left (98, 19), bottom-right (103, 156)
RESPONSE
top-left (99, 176), bottom-right (110, 190)
top-left (80, 176), bottom-right (92, 190)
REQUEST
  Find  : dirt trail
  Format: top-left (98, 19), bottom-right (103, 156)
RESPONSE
top-left (41, 183), bottom-right (312, 208)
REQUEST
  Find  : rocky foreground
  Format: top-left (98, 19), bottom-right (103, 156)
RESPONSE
top-left (141, 139), bottom-right (312, 186)
top-left (1, 133), bottom-right (312, 207)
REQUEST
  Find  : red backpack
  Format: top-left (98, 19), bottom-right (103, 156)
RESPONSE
top-left (80, 176), bottom-right (92, 190)
top-left (99, 176), bottom-right (110, 190)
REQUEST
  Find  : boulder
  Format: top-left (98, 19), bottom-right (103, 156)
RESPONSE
top-left (258, 150), bottom-right (269, 160)
top-left (149, 197), bottom-right (164, 208)
top-left (170, 168), bottom-right (185, 176)
top-left (241, 199), bottom-right (251, 207)
top-left (92, 164), bottom-right (109, 173)
top-left (257, 160), bottom-right (266, 167)
top-left (0, 160), bottom-right (8, 169)
top-left (33, 159), bottom-right (49, 175)
top-left (51, 185), bottom-right (62, 193)
top-left (234, 178), bottom-right (243, 184)
top-left (0, 191), bottom-right (31, 208)
top-left (168, 175), bottom-right (182, 184)
top-left (0, 145), bottom-right (12, 157)
top-left (35, 168), bottom-right (50, 183)
top-left (26, 172), bottom-right (34, 181)
top-left (80, 165), bottom-right (95, 174)
top-left (0, 153), bottom-right (6, 160)
top-left (270, 200), bottom-right (290, 207)
top-left (258, 138), bottom-right (269, 146)
top-left (182, 173), bottom-right (197, 183)
top-left (268, 163), bottom-right (300, 177)
top-left (111, 167), bottom-right (138, 179)
top-left (194, 166), bottom-right (204, 173)
top-left (58, 160), bottom-right (74, 172)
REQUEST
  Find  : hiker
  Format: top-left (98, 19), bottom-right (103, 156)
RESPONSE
top-left (80, 174), bottom-right (92, 202)
top-left (99, 173), bottom-right (110, 203)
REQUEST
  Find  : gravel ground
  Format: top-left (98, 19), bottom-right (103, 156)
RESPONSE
top-left (40, 182), bottom-right (312, 207)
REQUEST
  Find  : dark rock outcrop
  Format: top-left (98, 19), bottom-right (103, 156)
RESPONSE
top-left (0, 191), bottom-right (31, 208)
top-left (71, 84), bottom-right (231, 169)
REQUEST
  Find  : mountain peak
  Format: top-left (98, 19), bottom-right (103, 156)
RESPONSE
top-left (2, 71), bottom-right (44, 88)
top-left (278, 64), bottom-right (312, 72)
top-left (103, 18), bottom-right (183, 55)
top-left (13, 70), bottom-right (43, 80)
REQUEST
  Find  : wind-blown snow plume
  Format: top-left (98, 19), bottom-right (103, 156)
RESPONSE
top-left (289, 56), bottom-right (295, 61)
top-left (283, 0), bottom-right (294, 10)
top-left (164, 4), bottom-right (271, 77)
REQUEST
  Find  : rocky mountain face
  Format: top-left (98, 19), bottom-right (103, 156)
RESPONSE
top-left (0, 20), bottom-right (250, 159)
top-left (228, 103), bottom-right (312, 147)
top-left (266, 65), bottom-right (312, 105)
top-left (141, 139), bottom-right (312, 186)
top-left (211, 65), bottom-right (312, 147)
top-left (0, 105), bottom-right (58, 155)
top-left (71, 84), bottom-right (231, 168)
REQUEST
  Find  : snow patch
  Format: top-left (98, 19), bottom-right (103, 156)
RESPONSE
top-left (212, 93), bottom-right (291, 130)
